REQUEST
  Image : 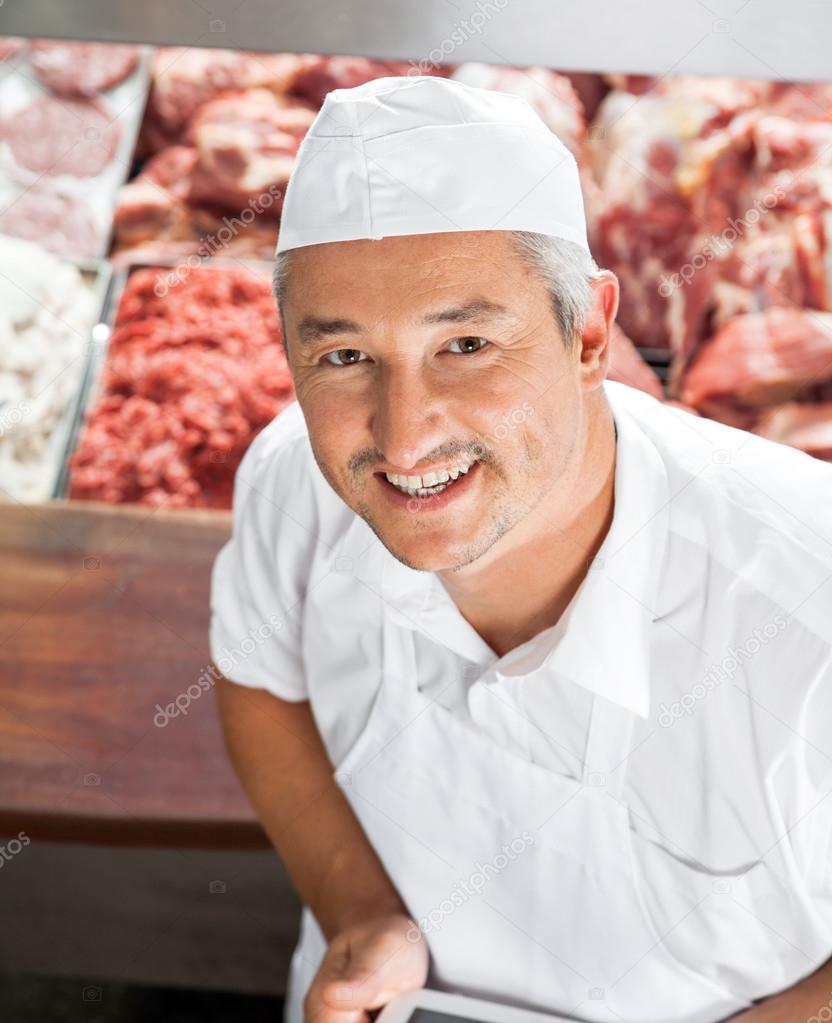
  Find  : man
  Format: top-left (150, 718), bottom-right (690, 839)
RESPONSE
top-left (210, 76), bottom-right (832, 1023)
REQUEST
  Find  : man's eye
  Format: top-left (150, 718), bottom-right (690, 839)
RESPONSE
top-left (448, 336), bottom-right (490, 354)
top-left (324, 348), bottom-right (368, 366)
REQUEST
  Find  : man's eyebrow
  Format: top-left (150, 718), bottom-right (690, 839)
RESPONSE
top-left (421, 298), bottom-right (517, 325)
top-left (296, 317), bottom-right (363, 344)
top-left (295, 298), bottom-right (517, 345)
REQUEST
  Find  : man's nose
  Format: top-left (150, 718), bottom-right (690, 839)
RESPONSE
top-left (371, 364), bottom-right (448, 472)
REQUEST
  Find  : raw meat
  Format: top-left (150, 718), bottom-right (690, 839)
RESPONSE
top-left (606, 323), bottom-right (664, 399)
top-left (678, 307), bottom-right (832, 429)
top-left (588, 71), bottom-right (832, 395)
top-left (4, 96), bottom-right (120, 177)
top-left (186, 89), bottom-right (315, 213)
top-left (112, 141), bottom-right (282, 259)
top-left (589, 78), bottom-right (764, 367)
top-left (289, 56), bottom-right (437, 107)
top-left (0, 186), bottom-right (101, 259)
top-left (141, 48), bottom-right (314, 151)
top-left (603, 73), bottom-right (658, 95)
top-left (113, 176), bottom-right (194, 249)
top-left (29, 40), bottom-right (139, 96)
top-left (69, 267), bottom-right (294, 509)
top-left (562, 73), bottom-right (609, 124)
top-left (754, 402), bottom-right (832, 460)
top-left (0, 233), bottom-right (97, 501)
top-left (112, 146), bottom-right (198, 248)
top-left (140, 144), bottom-right (200, 201)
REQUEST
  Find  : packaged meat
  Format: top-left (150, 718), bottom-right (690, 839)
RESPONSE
top-left (68, 264), bottom-right (295, 509)
top-left (0, 233), bottom-right (101, 502)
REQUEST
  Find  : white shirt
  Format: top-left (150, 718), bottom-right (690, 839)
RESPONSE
top-left (210, 379), bottom-right (832, 998)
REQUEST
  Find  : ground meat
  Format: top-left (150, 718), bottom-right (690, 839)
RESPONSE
top-left (0, 186), bottom-right (102, 259)
top-left (69, 267), bottom-right (295, 509)
top-left (4, 96), bottom-right (121, 177)
top-left (29, 41), bottom-right (140, 97)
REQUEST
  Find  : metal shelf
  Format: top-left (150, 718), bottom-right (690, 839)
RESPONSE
top-left (1, 0), bottom-right (831, 83)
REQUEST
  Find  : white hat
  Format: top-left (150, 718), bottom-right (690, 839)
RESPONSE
top-left (275, 74), bottom-right (589, 255)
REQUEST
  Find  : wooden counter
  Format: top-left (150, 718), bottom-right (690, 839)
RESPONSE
top-left (0, 499), bottom-right (269, 849)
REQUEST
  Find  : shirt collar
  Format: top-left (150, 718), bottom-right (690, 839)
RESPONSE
top-left (377, 382), bottom-right (672, 719)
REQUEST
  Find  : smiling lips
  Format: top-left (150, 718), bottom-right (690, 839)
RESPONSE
top-left (383, 457), bottom-right (479, 497)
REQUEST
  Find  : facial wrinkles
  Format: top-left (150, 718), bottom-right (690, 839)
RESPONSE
top-left (441, 410), bottom-right (582, 577)
top-left (286, 234), bottom-right (589, 575)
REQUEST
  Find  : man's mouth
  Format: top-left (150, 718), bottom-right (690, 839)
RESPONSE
top-left (381, 456), bottom-right (479, 498)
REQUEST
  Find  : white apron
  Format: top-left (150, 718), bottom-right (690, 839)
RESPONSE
top-left (284, 614), bottom-right (784, 1023)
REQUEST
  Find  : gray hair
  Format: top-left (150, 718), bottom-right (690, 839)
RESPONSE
top-left (272, 231), bottom-right (604, 351)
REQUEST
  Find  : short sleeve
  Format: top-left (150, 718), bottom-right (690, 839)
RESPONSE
top-left (209, 405), bottom-right (318, 701)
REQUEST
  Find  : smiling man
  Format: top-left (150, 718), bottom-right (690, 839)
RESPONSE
top-left (210, 76), bottom-right (832, 1023)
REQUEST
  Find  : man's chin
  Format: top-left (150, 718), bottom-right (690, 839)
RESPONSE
top-left (357, 517), bottom-right (465, 573)
top-left (380, 535), bottom-right (460, 573)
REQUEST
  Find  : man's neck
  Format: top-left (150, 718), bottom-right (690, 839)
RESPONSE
top-left (436, 397), bottom-right (618, 660)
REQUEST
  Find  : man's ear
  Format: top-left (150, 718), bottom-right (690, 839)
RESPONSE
top-left (578, 271), bottom-right (620, 388)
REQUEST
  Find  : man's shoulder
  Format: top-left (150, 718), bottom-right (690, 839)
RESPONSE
top-left (607, 381), bottom-right (832, 589)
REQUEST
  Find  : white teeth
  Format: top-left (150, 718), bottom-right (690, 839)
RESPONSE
top-left (383, 458), bottom-right (480, 497)
top-left (385, 459), bottom-right (476, 490)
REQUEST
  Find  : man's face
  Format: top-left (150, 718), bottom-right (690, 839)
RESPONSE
top-left (282, 230), bottom-right (614, 573)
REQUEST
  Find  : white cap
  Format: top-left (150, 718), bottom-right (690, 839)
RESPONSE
top-left (275, 74), bottom-right (589, 255)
